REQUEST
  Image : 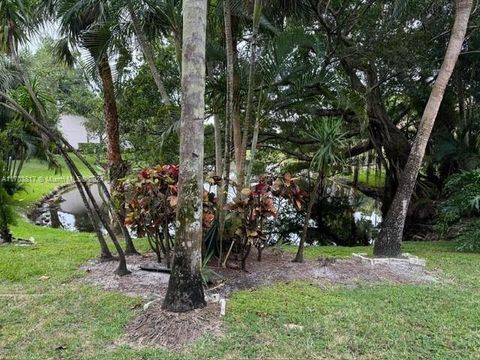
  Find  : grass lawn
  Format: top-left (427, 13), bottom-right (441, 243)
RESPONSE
top-left (12, 155), bottom-right (99, 207)
top-left (341, 168), bottom-right (386, 188)
top-left (1, 160), bottom-right (480, 359)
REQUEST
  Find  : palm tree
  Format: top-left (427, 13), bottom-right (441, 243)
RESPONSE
top-left (163, 0), bottom-right (208, 312)
top-left (0, 0), bottom-right (31, 55)
top-left (374, 0), bottom-right (474, 257)
top-left (125, 1), bottom-right (172, 104)
top-left (47, 0), bottom-right (140, 255)
top-left (294, 118), bottom-right (347, 263)
top-left (49, 0), bottom-right (127, 182)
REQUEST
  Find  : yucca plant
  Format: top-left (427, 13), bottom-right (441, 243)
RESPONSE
top-left (293, 118), bottom-right (348, 262)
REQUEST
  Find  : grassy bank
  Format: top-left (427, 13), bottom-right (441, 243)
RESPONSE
top-left (13, 155), bottom-right (98, 207)
top-left (1, 160), bottom-right (479, 359)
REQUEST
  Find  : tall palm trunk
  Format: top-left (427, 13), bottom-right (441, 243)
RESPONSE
top-left (97, 55), bottom-right (124, 180)
top-left (229, 16), bottom-right (243, 188)
top-left (245, 89), bottom-right (263, 185)
top-left (163, 0), bottom-right (208, 312)
top-left (374, 0), bottom-right (473, 257)
top-left (97, 55), bottom-right (138, 256)
top-left (128, 5), bottom-right (171, 105)
top-left (240, 0), bottom-right (262, 187)
top-left (217, 0), bottom-right (235, 265)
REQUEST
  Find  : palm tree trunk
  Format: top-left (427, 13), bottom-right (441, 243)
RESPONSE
top-left (65, 167), bottom-right (113, 260)
top-left (60, 149), bottom-right (130, 275)
top-left (294, 173), bottom-right (323, 263)
top-left (163, 0), bottom-right (208, 312)
top-left (128, 5), bottom-right (171, 105)
top-left (97, 55), bottom-right (139, 255)
top-left (0, 204), bottom-right (12, 244)
top-left (97, 55), bottom-right (125, 180)
top-left (240, 0), bottom-right (262, 187)
top-left (246, 88), bottom-right (263, 185)
top-left (374, 0), bottom-right (473, 257)
top-left (227, 15), bottom-right (243, 188)
top-left (213, 114), bottom-right (223, 176)
top-left (217, 0), bottom-right (235, 266)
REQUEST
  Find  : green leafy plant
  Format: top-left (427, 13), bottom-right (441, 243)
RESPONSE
top-left (456, 221), bottom-right (480, 253)
top-left (118, 165), bottom-right (217, 266)
top-left (436, 170), bottom-right (480, 252)
top-left (437, 170), bottom-right (480, 233)
top-left (227, 178), bottom-right (277, 268)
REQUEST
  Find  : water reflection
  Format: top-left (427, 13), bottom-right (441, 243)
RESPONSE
top-left (34, 184), bottom-right (110, 233)
top-left (35, 180), bottom-right (382, 246)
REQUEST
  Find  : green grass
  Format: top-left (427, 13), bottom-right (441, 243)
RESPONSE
top-left (1, 160), bottom-right (480, 359)
top-left (342, 168), bottom-right (386, 188)
top-left (13, 155), bottom-right (98, 207)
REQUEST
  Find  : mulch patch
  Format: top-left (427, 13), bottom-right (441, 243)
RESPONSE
top-left (81, 248), bottom-right (438, 350)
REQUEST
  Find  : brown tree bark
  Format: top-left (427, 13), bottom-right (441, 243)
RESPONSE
top-left (374, 0), bottom-right (473, 257)
top-left (97, 55), bottom-right (125, 180)
top-left (163, 0), bottom-right (208, 312)
top-left (97, 54), bottom-right (139, 256)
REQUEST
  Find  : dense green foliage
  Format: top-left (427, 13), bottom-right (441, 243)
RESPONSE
top-left (437, 170), bottom-right (480, 252)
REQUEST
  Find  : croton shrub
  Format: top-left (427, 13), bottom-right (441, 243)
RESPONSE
top-left (227, 174), bottom-right (305, 268)
top-left (116, 165), bottom-right (305, 269)
top-left (116, 165), bottom-right (217, 266)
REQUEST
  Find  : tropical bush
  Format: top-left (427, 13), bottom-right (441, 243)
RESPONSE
top-left (118, 165), bottom-right (217, 266)
top-left (456, 221), bottom-right (480, 253)
top-left (437, 170), bottom-right (480, 231)
top-left (437, 170), bottom-right (480, 252)
top-left (226, 175), bottom-right (305, 268)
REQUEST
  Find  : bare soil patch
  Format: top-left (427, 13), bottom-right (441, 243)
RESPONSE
top-left (80, 249), bottom-right (438, 350)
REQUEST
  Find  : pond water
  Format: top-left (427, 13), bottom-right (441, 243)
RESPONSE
top-left (34, 183), bottom-right (111, 233)
top-left (33, 180), bottom-right (382, 244)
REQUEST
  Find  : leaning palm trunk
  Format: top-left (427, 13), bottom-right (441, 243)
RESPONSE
top-left (163, 0), bottom-right (208, 312)
top-left (128, 5), bottom-right (171, 105)
top-left (60, 149), bottom-right (129, 275)
top-left (294, 173), bottom-right (323, 263)
top-left (240, 0), bottom-right (262, 187)
top-left (7, 53), bottom-right (116, 259)
top-left (0, 93), bottom-right (130, 275)
top-left (374, 0), bottom-right (473, 257)
top-left (64, 162), bottom-right (113, 260)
